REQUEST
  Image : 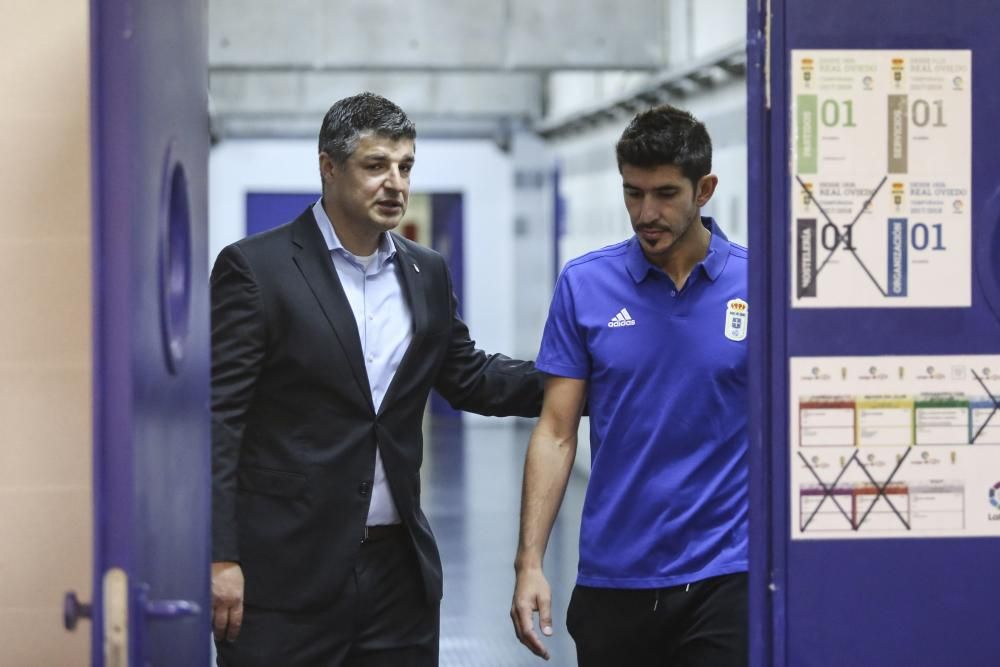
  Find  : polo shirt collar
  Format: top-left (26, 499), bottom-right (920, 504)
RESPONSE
top-left (625, 216), bottom-right (730, 283)
top-left (701, 217), bottom-right (730, 281)
top-left (312, 199), bottom-right (397, 267)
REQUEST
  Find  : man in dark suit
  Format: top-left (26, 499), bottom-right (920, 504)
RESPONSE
top-left (210, 92), bottom-right (543, 666)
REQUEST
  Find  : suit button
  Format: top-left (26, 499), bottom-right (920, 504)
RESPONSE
top-left (358, 481), bottom-right (371, 496)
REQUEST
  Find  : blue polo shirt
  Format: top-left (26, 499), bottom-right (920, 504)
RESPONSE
top-left (537, 217), bottom-right (748, 588)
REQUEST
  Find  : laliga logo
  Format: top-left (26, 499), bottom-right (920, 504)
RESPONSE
top-left (807, 366), bottom-right (831, 381)
top-left (989, 482), bottom-right (1000, 521)
top-left (921, 365), bottom-right (945, 380)
top-left (864, 365), bottom-right (889, 379)
top-left (809, 455), bottom-right (829, 469)
top-left (866, 453), bottom-right (885, 468)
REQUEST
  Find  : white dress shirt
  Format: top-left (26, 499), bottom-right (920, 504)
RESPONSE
top-left (313, 200), bottom-right (411, 526)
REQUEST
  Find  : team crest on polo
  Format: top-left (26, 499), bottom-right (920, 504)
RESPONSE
top-left (725, 298), bottom-right (748, 341)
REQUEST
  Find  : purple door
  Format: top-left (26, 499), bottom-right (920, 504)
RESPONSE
top-left (429, 193), bottom-right (464, 417)
top-left (67, 0), bottom-right (212, 664)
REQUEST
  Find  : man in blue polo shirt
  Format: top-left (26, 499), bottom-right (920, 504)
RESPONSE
top-left (511, 104), bottom-right (748, 665)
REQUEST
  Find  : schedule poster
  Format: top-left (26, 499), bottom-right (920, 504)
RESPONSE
top-left (789, 356), bottom-right (1000, 540)
top-left (790, 50), bottom-right (971, 308)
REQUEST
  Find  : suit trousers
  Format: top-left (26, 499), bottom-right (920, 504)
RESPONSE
top-left (217, 528), bottom-right (439, 667)
top-left (566, 572), bottom-right (748, 667)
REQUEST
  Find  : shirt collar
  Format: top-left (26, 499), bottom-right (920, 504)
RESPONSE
top-left (625, 216), bottom-right (730, 284)
top-left (312, 199), bottom-right (397, 266)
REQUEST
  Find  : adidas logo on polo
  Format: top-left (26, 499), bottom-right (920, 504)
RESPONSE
top-left (607, 308), bottom-right (637, 328)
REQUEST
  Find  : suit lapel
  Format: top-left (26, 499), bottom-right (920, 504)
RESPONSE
top-left (290, 211), bottom-right (375, 413)
top-left (392, 237), bottom-right (429, 339)
top-left (378, 236), bottom-right (430, 416)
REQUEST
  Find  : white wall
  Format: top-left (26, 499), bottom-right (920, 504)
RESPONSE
top-left (691, 0), bottom-right (747, 58)
top-left (209, 140), bottom-right (319, 262)
top-left (210, 139), bottom-right (518, 422)
top-left (510, 131), bottom-right (557, 361)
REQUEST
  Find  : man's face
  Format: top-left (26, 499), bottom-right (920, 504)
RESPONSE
top-left (621, 163), bottom-right (714, 261)
top-left (321, 133), bottom-right (415, 235)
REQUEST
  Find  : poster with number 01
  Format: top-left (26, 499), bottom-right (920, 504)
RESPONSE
top-left (790, 50), bottom-right (971, 308)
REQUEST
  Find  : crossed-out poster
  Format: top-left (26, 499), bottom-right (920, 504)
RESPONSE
top-left (790, 355), bottom-right (1000, 540)
top-left (790, 50), bottom-right (971, 308)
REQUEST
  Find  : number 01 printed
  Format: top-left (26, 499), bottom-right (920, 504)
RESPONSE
top-left (790, 50), bottom-right (971, 308)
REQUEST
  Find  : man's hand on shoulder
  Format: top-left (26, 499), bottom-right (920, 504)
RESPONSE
top-left (211, 561), bottom-right (245, 642)
top-left (511, 566), bottom-right (553, 660)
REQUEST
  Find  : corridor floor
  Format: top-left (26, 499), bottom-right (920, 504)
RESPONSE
top-left (422, 418), bottom-right (586, 667)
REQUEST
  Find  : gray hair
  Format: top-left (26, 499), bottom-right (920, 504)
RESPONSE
top-left (318, 92), bottom-right (416, 164)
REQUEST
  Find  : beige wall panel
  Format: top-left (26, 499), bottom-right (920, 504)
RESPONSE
top-left (0, 368), bottom-right (90, 486)
top-left (0, 609), bottom-right (86, 667)
top-left (0, 0), bottom-right (93, 664)
top-left (0, 489), bottom-right (91, 607)
top-left (0, 115), bottom-right (91, 239)
top-left (0, 241), bottom-right (91, 365)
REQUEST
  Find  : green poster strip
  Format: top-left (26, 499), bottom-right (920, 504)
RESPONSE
top-left (796, 95), bottom-right (818, 174)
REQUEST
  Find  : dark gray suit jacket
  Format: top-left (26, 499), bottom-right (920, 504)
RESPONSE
top-left (210, 207), bottom-right (542, 610)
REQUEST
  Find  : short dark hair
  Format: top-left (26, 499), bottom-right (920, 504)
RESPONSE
top-left (318, 92), bottom-right (416, 164)
top-left (615, 104), bottom-right (712, 185)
